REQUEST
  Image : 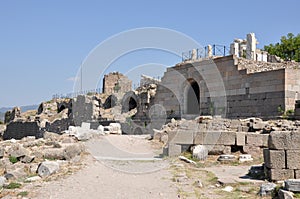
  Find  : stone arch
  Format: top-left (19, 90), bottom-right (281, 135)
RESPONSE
top-left (103, 95), bottom-right (118, 109)
top-left (121, 91), bottom-right (138, 113)
top-left (184, 78), bottom-right (200, 114)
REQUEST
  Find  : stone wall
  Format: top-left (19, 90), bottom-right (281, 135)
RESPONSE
top-left (3, 121), bottom-right (43, 140)
top-left (264, 131), bottom-right (300, 181)
top-left (154, 55), bottom-right (300, 119)
top-left (72, 95), bottom-right (101, 126)
top-left (102, 72), bottom-right (132, 95)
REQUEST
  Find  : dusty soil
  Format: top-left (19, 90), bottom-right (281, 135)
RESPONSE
top-left (3, 135), bottom-right (270, 199)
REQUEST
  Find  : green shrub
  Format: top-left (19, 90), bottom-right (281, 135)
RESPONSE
top-left (5, 182), bottom-right (22, 189)
top-left (9, 156), bottom-right (18, 164)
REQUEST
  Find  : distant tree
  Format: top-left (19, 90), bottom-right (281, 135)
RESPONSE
top-left (264, 33), bottom-right (300, 62)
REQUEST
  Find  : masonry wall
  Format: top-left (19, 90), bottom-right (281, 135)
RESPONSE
top-left (3, 121), bottom-right (42, 140)
top-left (155, 55), bottom-right (298, 119)
top-left (102, 72), bottom-right (132, 95)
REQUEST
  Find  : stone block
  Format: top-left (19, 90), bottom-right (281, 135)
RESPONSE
top-left (286, 150), bottom-right (300, 169)
top-left (236, 132), bottom-right (246, 146)
top-left (168, 143), bottom-right (182, 157)
top-left (206, 145), bottom-right (231, 155)
top-left (38, 161), bottom-right (60, 177)
top-left (246, 133), bottom-right (269, 147)
top-left (243, 145), bottom-right (262, 157)
top-left (263, 149), bottom-right (285, 169)
top-left (285, 179), bottom-right (300, 192)
top-left (267, 169), bottom-right (294, 181)
top-left (168, 130), bottom-right (194, 145)
top-left (269, 131), bottom-right (300, 150)
top-left (278, 189), bottom-right (294, 199)
top-left (195, 131), bottom-right (235, 145)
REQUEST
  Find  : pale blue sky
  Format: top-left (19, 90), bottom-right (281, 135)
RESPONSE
top-left (0, 0), bottom-right (299, 107)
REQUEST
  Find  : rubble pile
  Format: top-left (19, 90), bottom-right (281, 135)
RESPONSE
top-left (237, 57), bottom-right (300, 74)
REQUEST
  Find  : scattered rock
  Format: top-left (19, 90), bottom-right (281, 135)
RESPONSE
top-left (179, 156), bottom-right (196, 165)
top-left (217, 154), bottom-right (235, 162)
top-left (259, 182), bottom-right (276, 196)
top-left (278, 189), bottom-right (294, 199)
top-left (8, 144), bottom-right (29, 158)
top-left (25, 176), bottom-right (42, 182)
top-left (0, 176), bottom-right (7, 187)
top-left (192, 145), bottom-right (208, 160)
top-left (20, 155), bottom-right (35, 163)
top-left (38, 161), bottom-right (60, 177)
top-left (239, 154), bottom-right (253, 162)
top-left (222, 186), bottom-right (234, 192)
top-left (285, 179), bottom-right (300, 192)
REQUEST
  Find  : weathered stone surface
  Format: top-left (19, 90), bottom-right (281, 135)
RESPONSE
top-left (3, 121), bottom-right (42, 140)
top-left (5, 162), bottom-right (27, 179)
top-left (194, 131), bottom-right (236, 145)
top-left (169, 130), bottom-right (194, 145)
top-left (63, 143), bottom-right (84, 160)
top-left (243, 145), bottom-right (262, 156)
top-left (167, 143), bottom-right (182, 157)
top-left (20, 155), bottom-right (35, 163)
top-left (259, 182), bottom-right (276, 196)
top-left (25, 176), bottom-right (42, 182)
top-left (43, 148), bottom-right (64, 160)
top-left (263, 149), bottom-right (285, 169)
top-left (285, 179), bottom-right (300, 192)
top-left (236, 132), bottom-right (246, 146)
top-left (38, 161), bottom-right (60, 177)
top-left (206, 145), bottom-right (231, 155)
top-left (0, 176), bottom-right (7, 187)
top-left (278, 189), bottom-right (294, 199)
top-left (0, 147), bottom-right (4, 158)
top-left (192, 145), bottom-right (208, 160)
top-left (287, 150), bottom-right (300, 169)
top-left (246, 133), bottom-right (269, 147)
top-left (267, 169), bottom-right (294, 181)
top-left (269, 131), bottom-right (300, 150)
top-left (8, 144), bottom-right (29, 158)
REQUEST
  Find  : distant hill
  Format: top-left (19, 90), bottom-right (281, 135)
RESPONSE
top-left (0, 105), bottom-right (38, 121)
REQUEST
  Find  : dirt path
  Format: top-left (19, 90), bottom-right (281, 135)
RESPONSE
top-left (32, 135), bottom-right (179, 199)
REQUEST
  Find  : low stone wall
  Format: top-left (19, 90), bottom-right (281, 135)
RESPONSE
top-left (264, 131), bottom-right (300, 181)
top-left (3, 121), bottom-right (43, 140)
top-left (165, 129), bottom-right (268, 157)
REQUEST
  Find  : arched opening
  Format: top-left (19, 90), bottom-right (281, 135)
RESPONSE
top-left (121, 91), bottom-right (138, 113)
top-left (128, 97), bottom-right (137, 111)
top-left (186, 79), bottom-right (200, 114)
top-left (103, 95), bottom-right (117, 109)
top-left (58, 105), bottom-right (66, 113)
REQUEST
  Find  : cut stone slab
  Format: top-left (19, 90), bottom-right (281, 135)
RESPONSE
top-left (263, 149), bottom-right (285, 169)
top-left (38, 161), bottom-right (60, 177)
top-left (169, 130), bottom-right (193, 145)
top-left (285, 179), bottom-right (300, 192)
top-left (194, 131), bottom-right (236, 145)
top-left (278, 189), bottom-right (294, 199)
top-left (259, 182), bottom-right (276, 196)
top-left (246, 133), bottom-right (269, 147)
top-left (236, 132), bottom-right (246, 146)
top-left (267, 169), bottom-right (294, 181)
top-left (239, 154), bottom-right (253, 162)
top-left (286, 150), bottom-right (300, 169)
top-left (217, 154), bottom-right (236, 162)
top-left (269, 131), bottom-right (300, 150)
top-left (167, 143), bottom-right (182, 157)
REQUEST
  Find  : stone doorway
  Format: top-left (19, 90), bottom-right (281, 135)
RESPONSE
top-left (185, 79), bottom-right (200, 114)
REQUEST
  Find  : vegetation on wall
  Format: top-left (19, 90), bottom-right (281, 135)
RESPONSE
top-left (264, 33), bottom-right (300, 62)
